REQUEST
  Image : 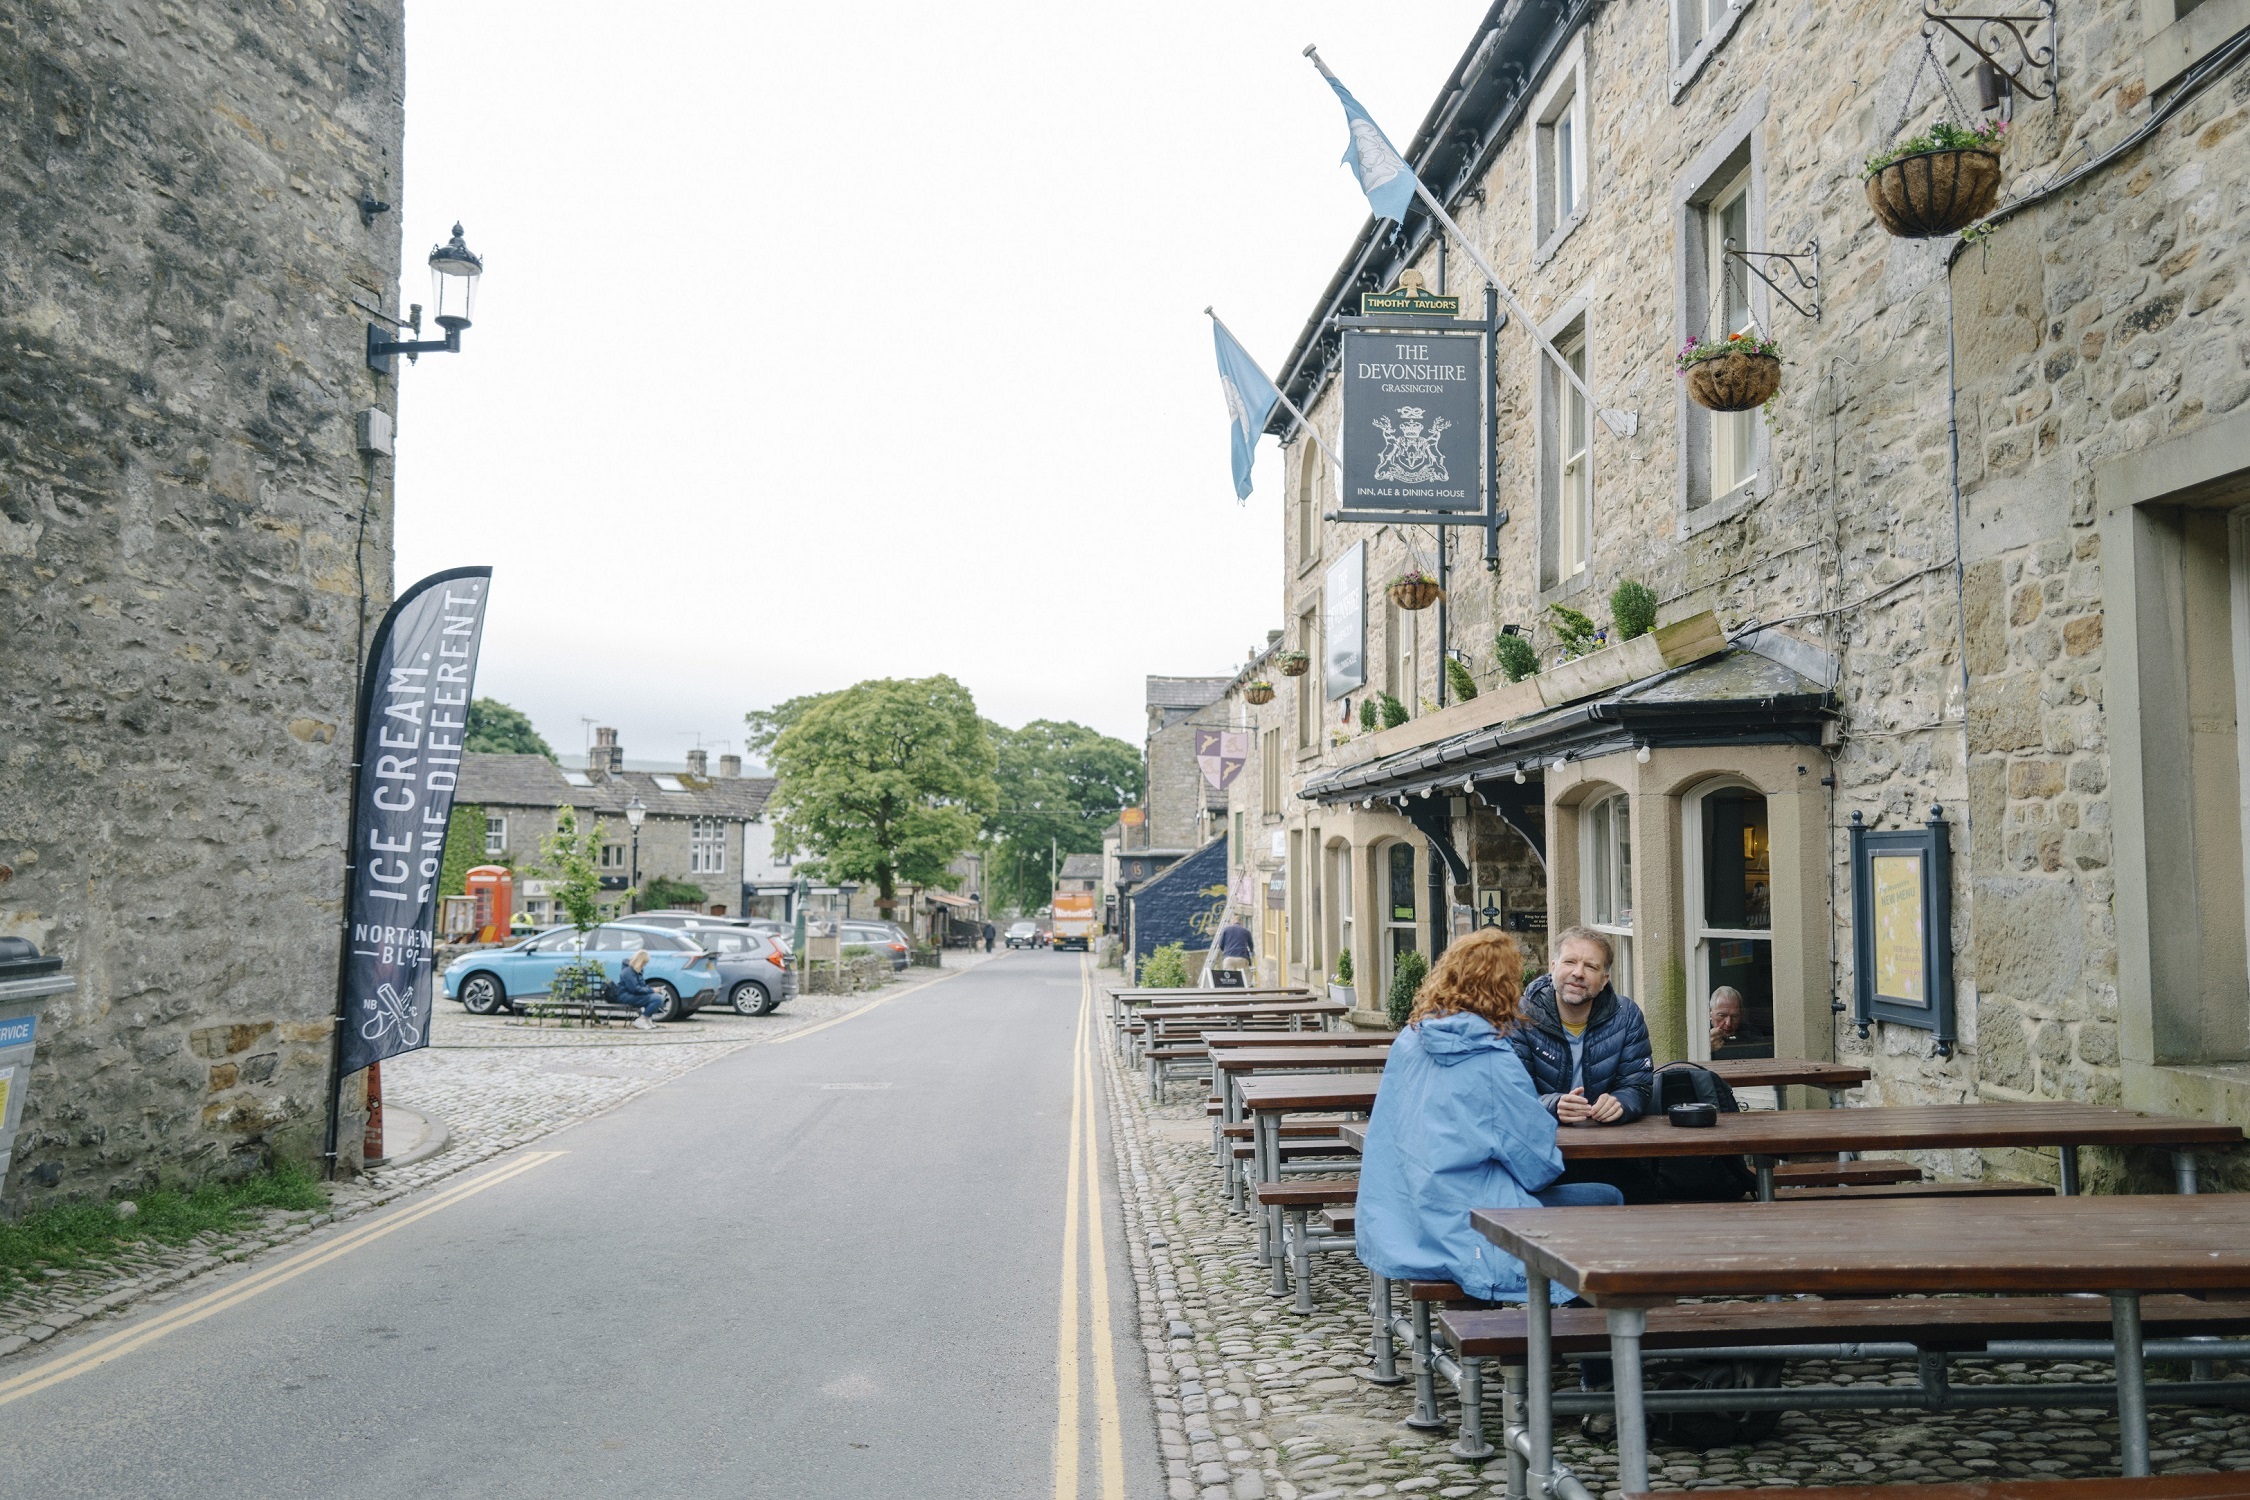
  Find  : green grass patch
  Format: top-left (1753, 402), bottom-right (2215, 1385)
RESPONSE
top-left (0, 1161), bottom-right (329, 1287)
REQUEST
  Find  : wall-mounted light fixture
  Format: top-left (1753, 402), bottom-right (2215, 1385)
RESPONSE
top-left (368, 223), bottom-right (485, 374)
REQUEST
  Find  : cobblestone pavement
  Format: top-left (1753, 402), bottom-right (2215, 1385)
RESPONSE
top-left (1096, 1035), bottom-right (2250, 1499)
top-left (0, 951), bottom-right (993, 1362)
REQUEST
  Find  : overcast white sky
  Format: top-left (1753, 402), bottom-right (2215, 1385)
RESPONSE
top-left (393, 1), bottom-right (1487, 765)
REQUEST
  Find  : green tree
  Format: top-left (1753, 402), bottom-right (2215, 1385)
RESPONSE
top-left (640, 874), bottom-right (708, 911)
top-left (440, 803), bottom-right (487, 897)
top-left (1139, 942), bottom-right (1190, 988)
top-left (539, 806), bottom-right (605, 934)
top-left (984, 718), bottom-right (1143, 913)
top-left (764, 676), bottom-right (998, 920)
top-left (744, 691), bottom-right (837, 760)
top-left (465, 699), bottom-right (556, 760)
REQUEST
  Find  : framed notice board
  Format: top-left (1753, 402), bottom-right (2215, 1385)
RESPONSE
top-left (1848, 807), bottom-right (1956, 1056)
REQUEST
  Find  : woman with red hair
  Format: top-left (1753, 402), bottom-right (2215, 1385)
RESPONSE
top-left (1354, 928), bottom-right (1623, 1302)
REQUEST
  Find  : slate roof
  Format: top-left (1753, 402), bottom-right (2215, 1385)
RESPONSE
top-left (1299, 648), bottom-right (1836, 803)
top-left (1145, 676), bottom-right (1232, 711)
top-left (1058, 852), bottom-right (1102, 880)
top-left (458, 753), bottom-right (776, 820)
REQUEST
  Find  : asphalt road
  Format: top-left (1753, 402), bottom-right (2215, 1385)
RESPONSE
top-left (0, 950), bottom-right (1156, 1499)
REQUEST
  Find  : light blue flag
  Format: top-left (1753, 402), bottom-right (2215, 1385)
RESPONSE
top-left (1212, 319), bottom-right (1282, 501)
top-left (1323, 72), bottom-right (1419, 225)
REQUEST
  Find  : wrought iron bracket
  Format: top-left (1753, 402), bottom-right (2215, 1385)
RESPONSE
top-left (1921, 0), bottom-right (2056, 103)
top-left (1724, 237), bottom-right (1821, 321)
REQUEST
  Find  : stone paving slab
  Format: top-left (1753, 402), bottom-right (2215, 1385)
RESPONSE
top-left (1095, 1035), bottom-right (2250, 1499)
top-left (0, 951), bottom-right (993, 1361)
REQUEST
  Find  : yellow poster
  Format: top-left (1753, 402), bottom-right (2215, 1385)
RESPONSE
top-left (1872, 854), bottom-right (1925, 1004)
top-left (0, 1068), bottom-right (12, 1125)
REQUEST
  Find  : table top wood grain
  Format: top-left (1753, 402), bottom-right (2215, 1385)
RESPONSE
top-left (1470, 1195), bottom-right (2250, 1299)
top-left (1553, 1103), bottom-right (2240, 1159)
top-left (1202, 1030), bottom-right (1396, 1050)
top-left (1210, 1046), bottom-right (1391, 1073)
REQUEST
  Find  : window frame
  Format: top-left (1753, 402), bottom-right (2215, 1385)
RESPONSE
top-left (1706, 165), bottom-right (1759, 504)
top-left (690, 816), bottom-right (726, 876)
top-left (599, 843), bottom-right (627, 870)
top-left (1529, 36), bottom-right (1590, 262)
top-left (1682, 779), bottom-right (1774, 1062)
top-left (1671, 0), bottom-right (1756, 100)
top-left (1674, 90), bottom-right (1771, 532)
top-left (484, 814), bottom-right (507, 857)
top-left (1581, 791), bottom-right (1636, 1002)
top-left (1381, 840), bottom-right (1420, 998)
top-left (1538, 300), bottom-right (1595, 595)
top-left (1296, 439), bottom-right (1326, 574)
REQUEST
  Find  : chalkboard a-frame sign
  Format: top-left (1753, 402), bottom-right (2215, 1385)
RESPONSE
top-left (1848, 806), bottom-right (1957, 1056)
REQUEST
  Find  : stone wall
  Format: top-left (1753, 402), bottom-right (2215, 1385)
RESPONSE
top-left (1273, 0), bottom-right (2250, 1156)
top-left (0, 2), bottom-right (408, 1206)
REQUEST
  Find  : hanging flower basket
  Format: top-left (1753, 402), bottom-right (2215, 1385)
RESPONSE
top-left (1276, 650), bottom-right (1311, 678)
top-left (1678, 332), bottom-right (1783, 414)
top-left (1244, 681), bottom-right (1275, 705)
top-left (1389, 572), bottom-right (1442, 611)
top-left (1862, 121), bottom-right (2007, 239)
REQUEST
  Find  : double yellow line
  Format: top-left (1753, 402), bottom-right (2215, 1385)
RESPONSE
top-left (0, 1149), bottom-right (565, 1409)
top-left (1055, 958), bottom-right (1125, 1500)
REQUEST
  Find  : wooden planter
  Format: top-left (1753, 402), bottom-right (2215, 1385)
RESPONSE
top-left (1686, 351), bottom-right (1782, 413)
top-left (1388, 577), bottom-right (1443, 611)
top-left (1866, 148), bottom-right (2002, 238)
top-left (1244, 683), bottom-right (1275, 705)
top-left (1277, 654), bottom-right (1311, 678)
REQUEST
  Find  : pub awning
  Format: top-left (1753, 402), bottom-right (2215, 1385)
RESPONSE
top-left (1300, 645), bottom-right (1836, 808)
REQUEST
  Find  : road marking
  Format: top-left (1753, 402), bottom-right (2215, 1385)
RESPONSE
top-left (0, 1150), bottom-right (566, 1408)
top-left (1079, 958), bottom-right (1127, 1497)
top-left (763, 960), bottom-right (976, 1049)
top-left (1053, 988), bottom-right (1088, 1500)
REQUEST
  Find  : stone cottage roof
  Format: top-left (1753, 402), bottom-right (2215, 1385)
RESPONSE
top-left (457, 752), bottom-right (775, 821)
top-left (1146, 676), bottom-right (1232, 712)
top-left (1058, 852), bottom-right (1102, 880)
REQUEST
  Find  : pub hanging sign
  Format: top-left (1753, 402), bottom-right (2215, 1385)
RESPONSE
top-left (1848, 806), bottom-right (1957, 1056)
top-left (1339, 324), bottom-right (1489, 514)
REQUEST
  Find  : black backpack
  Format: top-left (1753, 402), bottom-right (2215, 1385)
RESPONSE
top-left (1647, 1064), bottom-right (1757, 1203)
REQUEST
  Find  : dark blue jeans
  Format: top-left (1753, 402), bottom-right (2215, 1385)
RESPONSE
top-left (1532, 1180), bottom-right (1625, 1387)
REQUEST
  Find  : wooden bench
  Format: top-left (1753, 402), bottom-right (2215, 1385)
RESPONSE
top-left (513, 996), bottom-right (647, 1027)
top-left (1770, 1158), bottom-right (1922, 1187)
top-left (1629, 1477), bottom-right (2250, 1500)
top-left (1254, 1178), bottom-right (1360, 1315)
top-left (1779, 1179), bottom-right (2053, 1201)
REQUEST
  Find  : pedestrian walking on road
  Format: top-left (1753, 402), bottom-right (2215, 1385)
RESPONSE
top-left (982, 920), bottom-right (996, 953)
top-left (614, 949), bottom-right (666, 1030)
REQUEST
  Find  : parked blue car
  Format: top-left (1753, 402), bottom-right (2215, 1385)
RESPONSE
top-left (443, 923), bottom-right (721, 1021)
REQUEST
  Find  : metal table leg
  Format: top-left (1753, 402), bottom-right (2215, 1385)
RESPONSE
top-left (2176, 1150), bottom-right (2201, 1194)
top-left (1608, 1307), bottom-right (1651, 1495)
top-left (2060, 1144), bottom-right (2080, 1196)
top-left (1502, 1363), bottom-right (1529, 1500)
top-left (1407, 1297), bottom-right (1445, 1429)
top-left (2114, 1289), bottom-right (2150, 1477)
top-left (1253, 1111), bottom-right (1277, 1263)
top-left (1454, 1356), bottom-right (1496, 1459)
top-left (1366, 1275), bottom-right (1405, 1384)
top-left (1754, 1157), bottom-right (1775, 1202)
top-left (1289, 1210), bottom-right (1316, 1313)
top-left (1526, 1274), bottom-right (1553, 1498)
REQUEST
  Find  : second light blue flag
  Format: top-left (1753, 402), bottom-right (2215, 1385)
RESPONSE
top-left (1212, 319), bottom-right (1282, 502)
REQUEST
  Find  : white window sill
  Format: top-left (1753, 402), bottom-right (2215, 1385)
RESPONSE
top-left (1533, 207), bottom-right (1589, 268)
top-left (2146, 0), bottom-right (2250, 91)
top-left (1671, 0), bottom-right (1756, 102)
top-left (1679, 473), bottom-right (1769, 538)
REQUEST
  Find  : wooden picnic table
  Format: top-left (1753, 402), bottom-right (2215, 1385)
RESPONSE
top-left (1106, 985), bottom-right (1313, 1033)
top-left (1471, 1195), bottom-right (2250, 1492)
top-left (1201, 1030), bottom-right (1394, 1050)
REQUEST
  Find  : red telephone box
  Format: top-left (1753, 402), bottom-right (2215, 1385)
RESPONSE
top-left (464, 866), bottom-right (514, 943)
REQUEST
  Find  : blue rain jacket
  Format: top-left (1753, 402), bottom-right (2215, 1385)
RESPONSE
top-left (1353, 1011), bottom-right (1565, 1302)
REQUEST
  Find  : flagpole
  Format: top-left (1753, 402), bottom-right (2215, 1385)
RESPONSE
top-left (1205, 307), bottom-right (1343, 474)
top-left (1303, 46), bottom-right (1631, 431)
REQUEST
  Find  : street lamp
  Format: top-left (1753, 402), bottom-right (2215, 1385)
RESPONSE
top-left (367, 223), bottom-right (485, 373)
top-left (625, 796), bottom-right (646, 912)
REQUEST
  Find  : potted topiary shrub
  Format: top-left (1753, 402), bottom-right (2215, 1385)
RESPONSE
top-left (1386, 950), bottom-right (1430, 1029)
top-left (1244, 680), bottom-right (1275, 705)
top-left (1495, 632), bottom-right (1540, 682)
top-left (1330, 947), bottom-right (1355, 1007)
top-left (1863, 118), bottom-right (2006, 238)
top-left (1610, 579), bottom-right (1658, 642)
top-left (1276, 650), bottom-right (1311, 678)
top-left (1388, 569), bottom-right (1442, 611)
top-left (1549, 604), bottom-right (1603, 662)
top-left (1377, 692), bottom-right (1409, 729)
top-left (1444, 656), bottom-right (1479, 701)
top-left (1679, 331), bottom-right (1783, 414)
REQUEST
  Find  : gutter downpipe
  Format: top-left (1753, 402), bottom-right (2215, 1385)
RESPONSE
top-left (1944, 270), bottom-right (1974, 845)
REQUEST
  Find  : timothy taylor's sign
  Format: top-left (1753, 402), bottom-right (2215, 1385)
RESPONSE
top-left (336, 567), bottom-right (492, 1075)
top-left (1340, 328), bottom-right (1488, 513)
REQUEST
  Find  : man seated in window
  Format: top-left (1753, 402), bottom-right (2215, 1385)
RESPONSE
top-left (1509, 926), bottom-right (1656, 1189)
top-left (1708, 985), bottom-right (1771, 1059)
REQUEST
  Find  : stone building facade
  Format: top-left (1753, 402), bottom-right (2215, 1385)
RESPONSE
top-left (0, 4), bottom-right (410, 1204)
top-left (1252, 0), bottom-right (2250, 1185)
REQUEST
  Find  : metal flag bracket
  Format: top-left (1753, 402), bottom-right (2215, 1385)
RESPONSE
top-left (1921, 0), bottom-right (2057, 103)
top-left (1723, 237), bottom-right (1821, 320)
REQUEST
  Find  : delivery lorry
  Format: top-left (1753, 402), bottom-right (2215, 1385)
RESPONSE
top-left (1050, 891), bottom-right (1098, 951)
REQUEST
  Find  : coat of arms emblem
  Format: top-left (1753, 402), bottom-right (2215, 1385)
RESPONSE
top-left (1371, 405), bottom-right (1450, 483)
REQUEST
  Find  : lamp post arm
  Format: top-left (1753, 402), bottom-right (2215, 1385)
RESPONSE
top-left (366, 320), bottom-right (467, 373)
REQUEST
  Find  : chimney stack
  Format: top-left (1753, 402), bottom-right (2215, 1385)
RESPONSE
top-left (686, 748), bottom-right (709, 777)
top-left (719, 754), bottom-right (741, 778)
top-left (589, 726), bottom-right (623, 774)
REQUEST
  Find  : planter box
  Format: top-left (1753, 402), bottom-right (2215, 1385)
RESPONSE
top-left (1536, 611), bottom-right (1728, 710)
top-left (1329, 982), bottom-right (1357, 1009)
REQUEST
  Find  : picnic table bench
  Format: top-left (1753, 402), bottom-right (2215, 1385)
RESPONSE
top-left (1639, 1478), bottom-right (2250, 1500)
top-left (1473, 1195), bottom-right (2250, 1496)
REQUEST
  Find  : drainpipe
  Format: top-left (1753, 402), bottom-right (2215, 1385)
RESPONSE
top-left (1943, 272), bottom-right (1974, 846)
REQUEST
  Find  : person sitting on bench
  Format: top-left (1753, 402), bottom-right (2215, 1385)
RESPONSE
top-left (1354, 928), bottom-right (1624, 1306)
top-left (1509, 925), bottom-right (1658, 1208)
top-left (615, 949), bottom-right (666, 1031)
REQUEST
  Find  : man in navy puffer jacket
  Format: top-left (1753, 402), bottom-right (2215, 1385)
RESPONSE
top-left (1508, 925), bottom-right (1655, 1128)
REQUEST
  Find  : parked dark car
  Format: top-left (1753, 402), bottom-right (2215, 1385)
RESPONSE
top-left (1005, 921), bottom-right (1039, 949)
top-left (664, 921), bottom-right (799, 1014)
top-left (842, 921), bottom-right (911, 971)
